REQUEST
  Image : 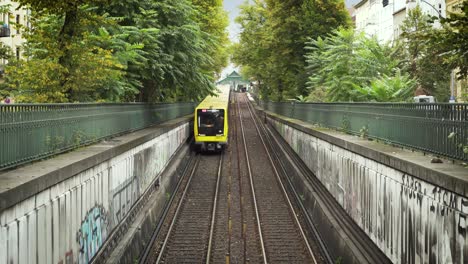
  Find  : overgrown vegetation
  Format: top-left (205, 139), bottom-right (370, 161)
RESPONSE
top-left (234, 2), bottom-right (468, 102)
top-left (305, 28), bottom-right (415, 102)
top-left (1, 0), bottom-right (229, 103)
top-left (232, 0), bottom-right (351, 101)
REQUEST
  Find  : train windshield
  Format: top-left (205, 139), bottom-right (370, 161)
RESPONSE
top-left (197, 109), bottom-right (225, 136)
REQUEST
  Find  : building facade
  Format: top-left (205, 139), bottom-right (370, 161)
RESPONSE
top-left (354, 0), bottom-right (394, 43)
top-left (217, 71), bottom-right (250, 91)
top-left (354, 0), bottom-right (446, 43)
top-left (0, 0), bottom-right (29, 69)
top-left (354, 0), bottom-right (468, 102)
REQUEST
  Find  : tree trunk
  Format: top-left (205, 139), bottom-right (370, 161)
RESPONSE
top-left (58, 7), bottom-right (79, 100)
top-left (141, 79), bottom-right (159, 102)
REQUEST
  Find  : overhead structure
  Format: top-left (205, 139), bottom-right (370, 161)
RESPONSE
top-left (217, 71), bottom-right (250, 91)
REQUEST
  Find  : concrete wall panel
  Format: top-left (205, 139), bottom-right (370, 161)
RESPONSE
top-left (0, 226), bottom-right (6, 264)
top-left (18, 216), bottom-right (28, 264)
top-left (36, 206), bottom-right (46, 264)
top-left (45, 204), bottom-right (53, 264)
top-left (7, 221), bottom-right (18, 264)
top-left (27, 212), bottom-right (37, 264)
top-left (0, 123), bottom-right (189, 264)
top-left (270, 118), bottom-right (468, 264)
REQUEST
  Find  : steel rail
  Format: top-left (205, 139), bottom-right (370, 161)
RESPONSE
top-left (259, 118), bottom-right (334, 264)
top-left (237, 96), bottom-right (268, 264)
top-left (155, 155), bottom-right (201, 264)
top-left (243, 95), bottom-right (318, 264)
top-left (138, 149), bottom-right (196, 264)
top-left (264, 113), bottom-right (391, 264)
top-left (206, 154), bottom-right (224, 264)
top-left (233, 96), bottom-right (246, 263)
top-left (256, 97), bottom-right (391, 263)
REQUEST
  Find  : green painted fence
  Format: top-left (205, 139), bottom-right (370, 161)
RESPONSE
top-left (0, 103), bottom-right (196, 171)
top-left (260, 101), bottom-right (468, 162)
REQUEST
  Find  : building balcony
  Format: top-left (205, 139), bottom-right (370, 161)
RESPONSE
top-left (0, 26), bottom-right (10, 38)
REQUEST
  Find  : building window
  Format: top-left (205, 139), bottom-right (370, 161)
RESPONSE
top-left (383, 0), bottom-right (388, 7)
top-left (15, 14), bottom-right (19, 34)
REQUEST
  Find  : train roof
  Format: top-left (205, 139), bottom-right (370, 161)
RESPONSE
top-left (196, 85), bottom-right (230, 110)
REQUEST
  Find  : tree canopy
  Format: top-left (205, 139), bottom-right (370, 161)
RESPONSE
top-left (232, 0), bottom-right (351, 101)
top-left (233, 2), bottom-right (465, 102)
top-left (3, 0), bottom-right (229, 102)
top-left (305, 28), bottom-right (414, 102)
top-left (395, 6), bottom-right (452, 101)
top-left (434, 1), bottom-right (468, 79)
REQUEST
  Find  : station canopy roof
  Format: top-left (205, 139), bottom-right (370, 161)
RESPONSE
top-left (217, 71), bottom-right (249, 86)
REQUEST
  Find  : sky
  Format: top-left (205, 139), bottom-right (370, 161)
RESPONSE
top-left (223, 0), bottom-right (244, 43)
top-left (221, 0), bottom-right (244, 78)
top-left (220, 0), bottom-right (358, 79)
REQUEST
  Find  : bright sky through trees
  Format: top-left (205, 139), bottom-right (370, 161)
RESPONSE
top-left (223, 0), bottom-right (244, 42)
top-left (221, 0), bottom-right (243, 79)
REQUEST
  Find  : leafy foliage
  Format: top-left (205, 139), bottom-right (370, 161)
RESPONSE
top-left (192, 0), bottom-right (230, 79)
top-left (436, 1), bottom-right (468, 79)
top-left (232, 1), bottom-right (270, 97)
top-left (305, 28), bottom-right (410, 102)
top-left (353, 70), bottom-right (416, 102)
top-left (3, 0), bottom-right (229, 102)
top-left (233, 0), bottom-right (350, 101)
top-left (396, 5), bottom-right (451, 101)
top-left (234, 2), bottom-right (464, 103)
top-left (6, 8), bottom-right (130, 102)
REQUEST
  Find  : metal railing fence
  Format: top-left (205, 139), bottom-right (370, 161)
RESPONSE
top-left (260, 101), bottom-right (468, 162)
top-left (0, 103), bottom-right (196, 171)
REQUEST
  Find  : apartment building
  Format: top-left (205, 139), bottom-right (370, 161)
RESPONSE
top-left (353, 0), bottom-right (468, 102)
top-left (0, 0), bottom-right (29, 70)
top-left (354, 0), bottom-right (394, 43)
top-left (354, 0), bottom-right (446, 43)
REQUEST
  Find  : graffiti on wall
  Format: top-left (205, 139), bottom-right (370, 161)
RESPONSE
top-left (270, 118), bottom-right (468, 264)
top-left (0, 124), bottom-right (190, 264)
top-left (58, 250), bottom-right (74, 264)
top-left (76, 205), bottom-right (109, 264)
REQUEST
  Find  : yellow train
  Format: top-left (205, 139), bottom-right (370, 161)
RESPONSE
top-left (194, 85), bottom-right (230, 152)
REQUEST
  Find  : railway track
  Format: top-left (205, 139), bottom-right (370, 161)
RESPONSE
top-left (141, 92), bottom-right (329, 263)
top-left (257, 100), bottom-right (391, 264)
top-left (236, 93), bottom-right (319, 263)
top-left (142, 153), bottom-right (224, 263)
top-left (244, 95), bottom-right (333, 263)
top-left (209, 94), bottom-right (263, 263)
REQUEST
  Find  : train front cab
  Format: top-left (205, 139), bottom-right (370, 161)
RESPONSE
top-left (194, 107), bottom-right (228, 152)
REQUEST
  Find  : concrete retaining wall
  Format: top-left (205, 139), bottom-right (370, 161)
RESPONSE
top-left (0, 122), bottom-right (190, 264)
top-left (268, 116), bottom-right (468, 264)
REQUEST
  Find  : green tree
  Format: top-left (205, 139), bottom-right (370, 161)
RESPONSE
top-left (353, 70), bottom-right (416, 102)
top-left (5, 9), bottom-right (132, 102)
top-left (6, 0), bottom-right (226, 102)
top-left (438, 1), bottom-right (468, 78)
top-left (192, 0), bottom-right (230, 79)
top-left (232, 1), bottom-right (271, 98)
top-left (233, 0), bottom-right (350, 101)
top-left (305, 28), bottom-right (411, 102)
top-left (140, 0), bottom-right (215, 102)
top-left (16, 0), bottom-right (108, 90)
top-left (101, 0), bottom-right (220, 102)
top-left (397, 5), bottom-right (451, 101)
